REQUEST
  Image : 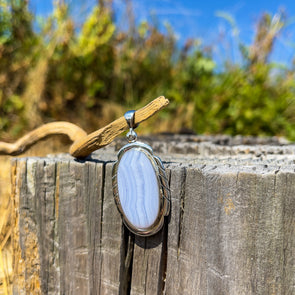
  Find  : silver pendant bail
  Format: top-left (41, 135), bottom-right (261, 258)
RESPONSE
top-left (124, 110), bottom-right (138, 143)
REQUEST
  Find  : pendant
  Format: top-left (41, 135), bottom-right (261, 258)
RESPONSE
top-left (112, 111), bottom-right (170, 236)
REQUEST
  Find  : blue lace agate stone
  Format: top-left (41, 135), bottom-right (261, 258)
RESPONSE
top-left (117, 149), bottom-right (160, 228)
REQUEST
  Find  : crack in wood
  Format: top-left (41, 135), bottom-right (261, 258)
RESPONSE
top-left (177, 167), bottom-right (187, 259)
top-left (119, 227), bottom-right (134, 295)
top-left (158, 169), bottom-right (171, 295)
top-left (97, 162), bottom-right (106, 295)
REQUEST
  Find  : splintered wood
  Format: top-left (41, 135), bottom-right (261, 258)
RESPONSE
top-left (11, 136), bottom-right (295, 295)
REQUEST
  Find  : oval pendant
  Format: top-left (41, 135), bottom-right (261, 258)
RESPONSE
top-left (112, 142), bottom-right (170, 236)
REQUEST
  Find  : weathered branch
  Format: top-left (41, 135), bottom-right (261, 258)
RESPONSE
top-left (0, 122), bottom-right (87, 155)
top-left (0, 96), bottom-right (169, 157)
top-left (70, 96), bottom-right (169, 157)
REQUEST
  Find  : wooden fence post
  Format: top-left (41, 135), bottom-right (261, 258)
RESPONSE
top-left (11, 136), bottom-right (295, 294)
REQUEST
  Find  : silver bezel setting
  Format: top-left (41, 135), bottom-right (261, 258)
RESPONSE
top-left (112, 142), bottom-right (170, 236)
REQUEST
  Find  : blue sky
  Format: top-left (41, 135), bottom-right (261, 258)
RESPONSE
top-left (29, 0), bottom-right (295, 66)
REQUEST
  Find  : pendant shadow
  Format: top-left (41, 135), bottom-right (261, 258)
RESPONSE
top-left (131, 215), bottom-right (170, 249)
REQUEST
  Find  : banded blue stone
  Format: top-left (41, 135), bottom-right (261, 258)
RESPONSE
top-left (112, 141), bottom-right (170, 236)
top-left (117, 148), bottom-right (160, 229)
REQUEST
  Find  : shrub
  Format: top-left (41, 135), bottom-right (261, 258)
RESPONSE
top-left (0, 1), bottom-right (295, 140)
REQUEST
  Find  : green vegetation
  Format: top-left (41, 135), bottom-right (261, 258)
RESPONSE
top-left (1, 0), bottom-right (295, 140)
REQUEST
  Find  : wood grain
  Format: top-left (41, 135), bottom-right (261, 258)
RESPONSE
top-left (11, 138), bottom-right (295, 294)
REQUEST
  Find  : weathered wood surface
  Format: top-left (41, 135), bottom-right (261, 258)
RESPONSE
top-left (11, 136), bottom-right (295, 294)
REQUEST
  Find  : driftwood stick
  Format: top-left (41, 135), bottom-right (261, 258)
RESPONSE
top-left (70, 96), bottom-right (169, 157)
top-left (0, 96), bottom-right (169, 157)
top-left (0, 122), bottom-right (87, 155)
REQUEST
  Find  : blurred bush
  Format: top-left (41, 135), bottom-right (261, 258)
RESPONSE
top-left (0, 0), bottom-right (295, 140)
